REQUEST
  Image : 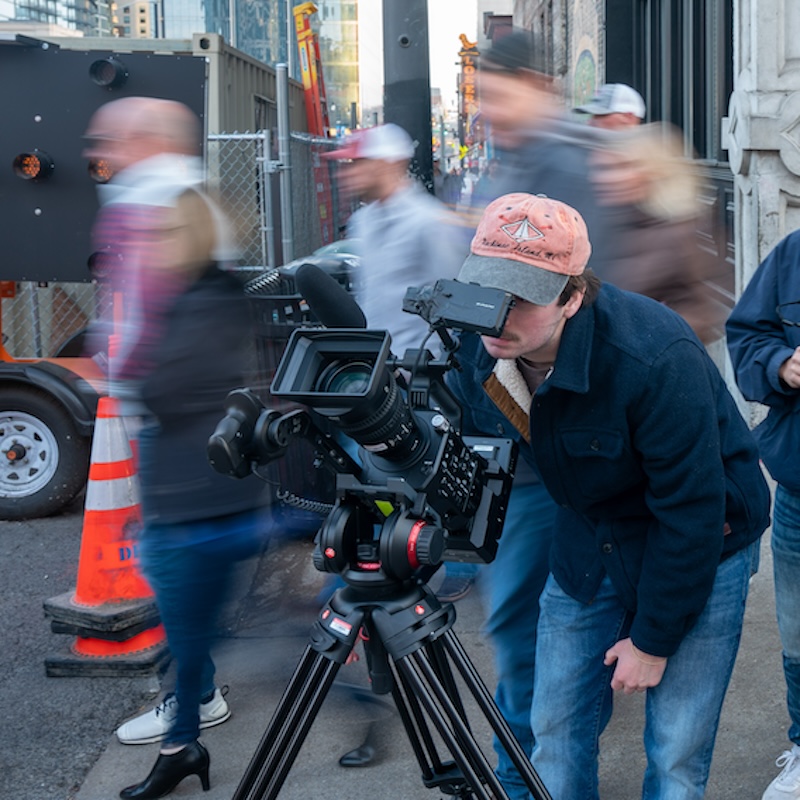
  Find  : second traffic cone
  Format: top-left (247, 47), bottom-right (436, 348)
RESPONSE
top-left (44, 395), bottom-right (169, 676)
top-left (74, 395), bottom-right (151, 605)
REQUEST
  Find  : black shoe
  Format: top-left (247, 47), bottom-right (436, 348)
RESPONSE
top-left (435, 575), bottom-right (475, 603)
top-left (119, 740), bottom-right (210, 799)
top-left (339, 744), bottom-right (376, 767)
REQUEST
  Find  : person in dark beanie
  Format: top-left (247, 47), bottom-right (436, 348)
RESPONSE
top-left (467, 32), bottom-right (619, 796)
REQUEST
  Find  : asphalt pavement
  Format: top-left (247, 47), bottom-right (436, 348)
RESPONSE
top-left (1, 496), bottom-right (791, 800)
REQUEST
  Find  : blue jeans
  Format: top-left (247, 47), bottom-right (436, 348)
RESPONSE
top-left (483, 479), bottom-right (557, 800)
top-left (139, 508), bottom-right (265, 746)
top-left (772, 485), bottom-right (800, 745)
top-left (529, 540), bottom-right (758, 800)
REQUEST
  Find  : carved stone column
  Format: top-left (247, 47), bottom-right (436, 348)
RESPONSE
top-left (724, 0), bottom-right (800, 287)
top-left (722, 0), bottom-right (800, 415)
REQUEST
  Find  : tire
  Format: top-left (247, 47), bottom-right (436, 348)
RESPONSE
top-left (0, 388), bottom-right (91, 520)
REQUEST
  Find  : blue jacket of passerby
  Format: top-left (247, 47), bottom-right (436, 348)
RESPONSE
top-left (727, 230), bottom-right (800, 492)
top-left (446, 283), bottom-right (770, 656)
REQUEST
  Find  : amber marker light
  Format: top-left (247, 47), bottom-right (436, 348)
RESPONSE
top-left (88, 158), bottom-right (114, 183)
top-left (13, 150), bottom-right (55, 181)
top-left (89, 57), bottom-right (129, 88)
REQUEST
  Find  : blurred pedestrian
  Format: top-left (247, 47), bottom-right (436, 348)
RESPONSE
top-left (442, 166), bottom-right (465, 208)
top-left (447, 192), bottom-right (769, 799)
top-left (576, 82), bottom-right (646, 129)
top-left (467, 30), bottom-right (615, 796)
top-left (83, 96), bottom-right (234, 438)
top-left (474, 158), bottom-right (501, 200)
top-left (471, 30), bottom-right (618, 275)
top-left (727, 232), bottom-right (800, 800)
top-left (83, 97), bottom-right (269, 799)
top-left (432, 156), bottom-right (446, 198)
top-left (592, 122), bottom-right (728, 345)
top-left (323, 124), bottom-right (476, 604)
top-left (325, 123), bottom-right (468, 357)
top-left (469, 30), bottom-right (727, 797)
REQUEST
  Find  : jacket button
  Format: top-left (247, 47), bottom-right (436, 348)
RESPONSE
top-left (602, 543), bottom-right (613, 554)
top-left (590, 439), bottom-right (601, 451)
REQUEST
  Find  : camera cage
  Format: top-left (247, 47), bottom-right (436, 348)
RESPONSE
top-left (208, 279), bottom-right (517, 582)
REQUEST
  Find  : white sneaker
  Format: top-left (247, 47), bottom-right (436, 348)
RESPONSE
top-left (763, 745), bottom-right (800, 800)
top-left (115, 686), bottom-right (231, 745)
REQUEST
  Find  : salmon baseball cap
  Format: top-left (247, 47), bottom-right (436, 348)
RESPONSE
top-left (321, 123), bottom-right (415, 162)
top-left (459, 193), bottom-right (591, 305)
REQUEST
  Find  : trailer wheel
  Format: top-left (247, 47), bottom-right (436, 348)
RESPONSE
top-left (0, 388), bottom-right (91, 520)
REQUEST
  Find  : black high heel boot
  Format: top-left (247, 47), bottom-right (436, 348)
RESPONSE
top-left (119, 740), bottom-right (210, 799)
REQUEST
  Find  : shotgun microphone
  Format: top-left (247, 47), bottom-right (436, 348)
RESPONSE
top-left (295, 263), bottom-right (367, 329)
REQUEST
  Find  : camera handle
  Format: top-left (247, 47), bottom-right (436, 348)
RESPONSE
top-left (232, 578), bottom-right (552, 800)
top-left (208, 391), bottom-right (361, 481)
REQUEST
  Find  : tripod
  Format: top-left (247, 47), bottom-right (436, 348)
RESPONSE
top-left (232, 576), bottom-right (552, 800)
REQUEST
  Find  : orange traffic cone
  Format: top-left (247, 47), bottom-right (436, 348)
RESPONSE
top-left (44, 396), bottom-right (169, 677)
top-left (73, 395), bottom-right (150, 605)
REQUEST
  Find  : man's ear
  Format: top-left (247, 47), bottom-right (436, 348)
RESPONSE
top-left (563, 288), bottom-right (585, 319)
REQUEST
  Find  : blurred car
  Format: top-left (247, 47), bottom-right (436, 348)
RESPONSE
top-left (244, 240), bottom-right (360, 296)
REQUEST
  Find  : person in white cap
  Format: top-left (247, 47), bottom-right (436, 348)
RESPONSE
top-left (577, 83), bottom-right (647, 130)
top-left (323, 126), bottom-right (474, 606)
top-left (324, 123), bottom-right (468, 358)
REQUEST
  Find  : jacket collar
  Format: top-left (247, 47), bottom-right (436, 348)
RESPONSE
top-left (544, 301), bottom-right (594, 395)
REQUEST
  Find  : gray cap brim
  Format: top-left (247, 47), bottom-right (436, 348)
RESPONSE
top-left (458, 253), bottom-right (568, 305)
top-left (576, 100), bottom-right (609, 115)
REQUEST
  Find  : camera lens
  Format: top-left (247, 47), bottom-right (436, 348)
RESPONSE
top-left (270, 330), bottom-right (424, 464)
top-left (315, 361), bottom-right (373, 395)
top-left (332, 368), bottom-right (422, 462)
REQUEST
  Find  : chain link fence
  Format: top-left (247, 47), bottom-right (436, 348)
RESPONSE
top-left (2, 130), bottom-right (355, 359)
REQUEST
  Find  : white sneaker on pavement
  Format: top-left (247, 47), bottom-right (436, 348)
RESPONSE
top-left (115, 686), bottom-right (231, 745)
top-left (764, 745), bottom-right (800, 800)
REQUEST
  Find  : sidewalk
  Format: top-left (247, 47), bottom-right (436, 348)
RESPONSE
top-left (76, 529), bottom-right (787, 800)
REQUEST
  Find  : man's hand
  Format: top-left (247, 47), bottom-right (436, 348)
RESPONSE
top-left (604, 638), bottom-right (667, 695)
top-left (779, 347), bottom-right (800, 389)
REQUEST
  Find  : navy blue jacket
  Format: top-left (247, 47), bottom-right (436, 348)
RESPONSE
top-left (727, 230), bottom-right (800, 491)
top-left (447, 284), bottom-right (769, 656)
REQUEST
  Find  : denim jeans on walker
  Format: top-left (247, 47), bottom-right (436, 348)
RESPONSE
top-left (530, 540), bottom-right (759, 800)
top-left (484, 478), bottom-right (557, 800)
top-left (139, 508), bottom-right (264, 746)
top-left (771, 485), bottom-right (800, 746)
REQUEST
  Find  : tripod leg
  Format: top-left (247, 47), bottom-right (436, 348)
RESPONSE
top-left (233, 645), bottom-right (342, 800)
top-left (440, 630), bottom-right (552, 800)
top-left (390, 656), bottom-right (483, 796)
top-left (397, 646), bottom-right (506, 800)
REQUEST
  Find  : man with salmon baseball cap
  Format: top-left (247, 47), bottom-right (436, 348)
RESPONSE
top-left (446, 192), bottom-right (770, 799)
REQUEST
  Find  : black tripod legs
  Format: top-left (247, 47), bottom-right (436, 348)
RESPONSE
top-left (438, 631), bottom-right (552, 800)
top-left (232, 644), bottom-right (343, 800)
top-left (231, 585), bottom-right (552, 800)
top-left (394, 645), bottom-right (505, 800)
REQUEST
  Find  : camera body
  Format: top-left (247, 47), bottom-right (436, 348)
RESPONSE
top-left (209, 279), bottom-right (517, 585)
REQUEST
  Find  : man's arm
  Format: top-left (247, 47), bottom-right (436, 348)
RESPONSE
top-left (727, 236), bottom-right (800, 406)
top-left (628, 340), bottom-right (729, 655)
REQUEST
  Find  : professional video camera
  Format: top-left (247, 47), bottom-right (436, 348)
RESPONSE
top-left (208, 267), bottom-right (518, 586)
top-left (213, 265), bottom-right (553, 800)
